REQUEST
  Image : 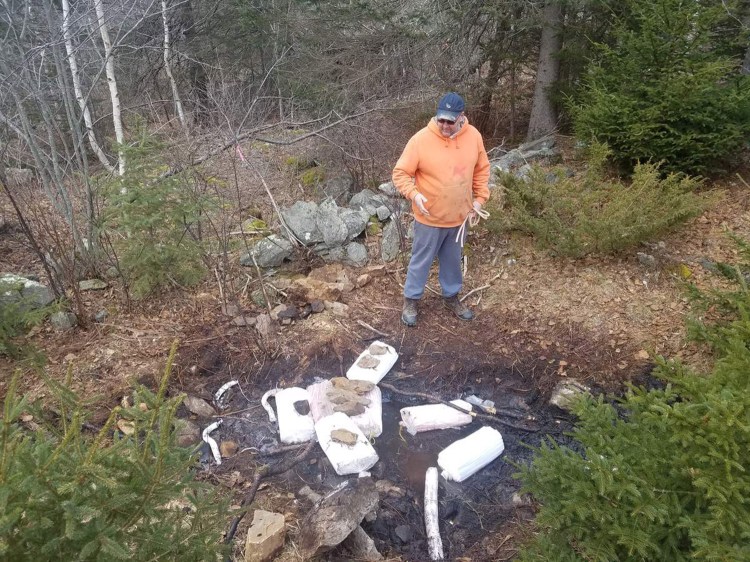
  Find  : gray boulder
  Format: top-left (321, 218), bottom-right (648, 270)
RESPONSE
top-left (377, 181), bottom-right (398, 197)
top-left (240, 235), bottom-right (293, 268)
top-left (50, 311), bottom-right (77, 331)
top-left (380, 220), bottom-right (401, 262)
top-left (0, 274), bottom-right (55, 311)
top-left (298, 478), bottom-right (379, 559)
top-left (339, 208), bottom-right (369, 241)
top-left (375, 205), bottom-right (391, 221)
top-left (323, 176), bottom-right (354, 203)
top-left (316, 199), bottom-right (349, 247)
top-left (349, 189), bottom-right (381, 216)
top-left (314, 244), bottom-right (347, 263)
top-left (281, 201), bottom-right (323, 245)
top-left (344, 242), bottom-right (368, 267)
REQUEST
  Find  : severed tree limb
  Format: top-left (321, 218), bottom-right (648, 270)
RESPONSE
top-left (356, 320), bottom-right (389, 338)
top-left (424, 467), bottom-right (444, 560)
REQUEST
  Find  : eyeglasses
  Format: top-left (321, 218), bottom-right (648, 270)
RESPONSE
top-left (437, 118), bottom-right (456, 125)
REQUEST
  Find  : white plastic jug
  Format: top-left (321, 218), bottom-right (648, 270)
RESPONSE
top-left (307, 379), bottom-right (383, 438)
top-left (346, 340), bottom-right (398, 384)
top-left (261, 387), bottom-right (316, 444)
top-left (400, 399), bottom-right (473, 435)
top-left (315, 412), bottom-right (379, 475)
top-left (437, 426), bottom-right (504, 482)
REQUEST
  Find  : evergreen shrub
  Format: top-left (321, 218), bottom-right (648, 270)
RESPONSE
top-left (570, 0), bottom-right (750, 175)
top-left (0, 278), bottom-right (52, 358)
top-left (0, 346), bottom-right (229, 560)
top-left (495, 143), bottom-right (707, 257)
top-left (517, 237), bottom-right (750, 561)
top-left (687, 233), bottom-right (750, 353)
top-left (101, 135), bottom-right (209, 298)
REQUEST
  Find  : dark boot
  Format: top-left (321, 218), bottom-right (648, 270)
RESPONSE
top-left (402, 298), bottom-right (418, 327)
top-left (443, 295), bottom-right (474, 321)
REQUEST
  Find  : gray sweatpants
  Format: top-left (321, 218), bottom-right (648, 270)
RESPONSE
top-left (403, 222), bottom-right (464, 300)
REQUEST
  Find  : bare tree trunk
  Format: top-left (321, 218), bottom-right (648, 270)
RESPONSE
top-left (62, 0), bottom-right (116, 175)
top-left (93, 0), bottom-right (125, 175)
top-left (161, 0), bottom-right (186, 127)
top-left (526, 0), bottom-right (562, 141)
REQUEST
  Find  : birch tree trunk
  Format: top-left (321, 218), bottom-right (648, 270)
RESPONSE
top-left (161, 0), bottom-right (186, 127)
top-left (93, 0), bottom-right (126, 175)
top-left (526, 0), bottom-right (562, 141)
top-left (62, 0), bottom-right (116, 175)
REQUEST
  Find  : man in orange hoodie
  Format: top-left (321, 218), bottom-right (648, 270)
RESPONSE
top-left (392, 92), bottom-right (491, 327)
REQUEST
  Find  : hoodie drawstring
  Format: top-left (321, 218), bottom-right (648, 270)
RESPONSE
top-left (456, 207), bottom-right (490, 246)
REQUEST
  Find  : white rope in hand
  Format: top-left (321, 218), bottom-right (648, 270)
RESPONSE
top-left (456, 206), bottom-right (490, 246)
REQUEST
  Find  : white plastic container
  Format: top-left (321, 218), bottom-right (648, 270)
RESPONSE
top-left (307, 379), bottom-right (383, 438)
top-left (346, 340), bottom-right (398, 384)
top-left (437, 426), bottom-right (504, 482)
top-left (315, 412), bottom-right (379, 475)
top-left (400, 400), bottom-right (474, 436)
top-left (261, 387), bottom-right (316, 444)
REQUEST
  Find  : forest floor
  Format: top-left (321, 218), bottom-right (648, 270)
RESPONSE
top-left (2, 134), bottom-right (749, 560)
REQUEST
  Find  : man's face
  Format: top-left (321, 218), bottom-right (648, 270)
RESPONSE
top-left (437, 115), bottom-right (460, 137)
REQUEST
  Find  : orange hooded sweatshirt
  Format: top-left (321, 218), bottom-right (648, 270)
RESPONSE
top-left (392, 117), bottom-right (490, 228)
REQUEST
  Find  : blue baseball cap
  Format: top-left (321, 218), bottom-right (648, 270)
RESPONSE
top-left (436, 92), bottom-right (465, 122)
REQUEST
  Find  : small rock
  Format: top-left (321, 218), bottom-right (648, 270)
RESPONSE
top-left (298, 485), bottom-right (323, 503)
top-left (549, 380), bottom-right (591, 411)
top-left (339, 526), bottom-right (383, 561)
top-left (394, 524), bottom-right (412, 543)
top-left (256, 314), bottom-right (271, 338)
top-left (375, 479), bottom-right (405, 498)
top-left (78, 279), bottom-right (108, 291)
top-left (94, 309), bottom-right (108, 323)
top-left (512, 492), bottom-right (533, 507)
top-left (50, 311), bottom-right (77, 331)
top-left (331, 377), bottom-right (374, 394)
top-left (368, 343), bottom-right (388, 356)
top-left (223, 303), bottom-right (240, 317)
top-left (330, 428), bottom-right (358, 446)
top-left (328, 301), bottom-right (349, 317)
top-left (356, 274), bottom-right (371, 288)
top-left (637, 252), bottom-right (657, 269)
top-left (244, 510), bottom-right (286, 562)
top-left (232, 315), bottom-right (257, 327)
top-left (357, 355), bottom-right (380, 369)
top-left (183, 396), bottom-right (216, 418)
top-left (174, 419), bottom-right (201, 447)
top-left (117, 419), bottom-right (135, 435)
top-left (220, 440), bottom-right (238, 458)
top-left (294, 400), bottom-right (311, 416)
top-left (311, 300), bottom-right (325, 313)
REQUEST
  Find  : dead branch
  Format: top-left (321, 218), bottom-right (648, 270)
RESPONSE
top-left (460, 271), bottom-right (503, 302)
top-left (356, 320), bottom-right (389, 338)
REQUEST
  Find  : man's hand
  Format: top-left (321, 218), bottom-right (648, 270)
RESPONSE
top-left (469, 200), bottom-right (482, 219)
top-left (414, 193), bottom-right (430, 216)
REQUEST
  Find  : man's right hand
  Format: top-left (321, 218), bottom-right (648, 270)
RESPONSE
top-left (413, 193), bottom-right (430, 216)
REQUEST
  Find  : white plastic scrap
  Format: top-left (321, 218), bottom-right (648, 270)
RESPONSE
top-left (214, 380), bottom-right (238, 409)
top-left (437, 426), bottom-right (504, 482)
top-left (261, 388), bottom-right (280, 423)
top-left (202, 420), bottom-right (223, 466)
